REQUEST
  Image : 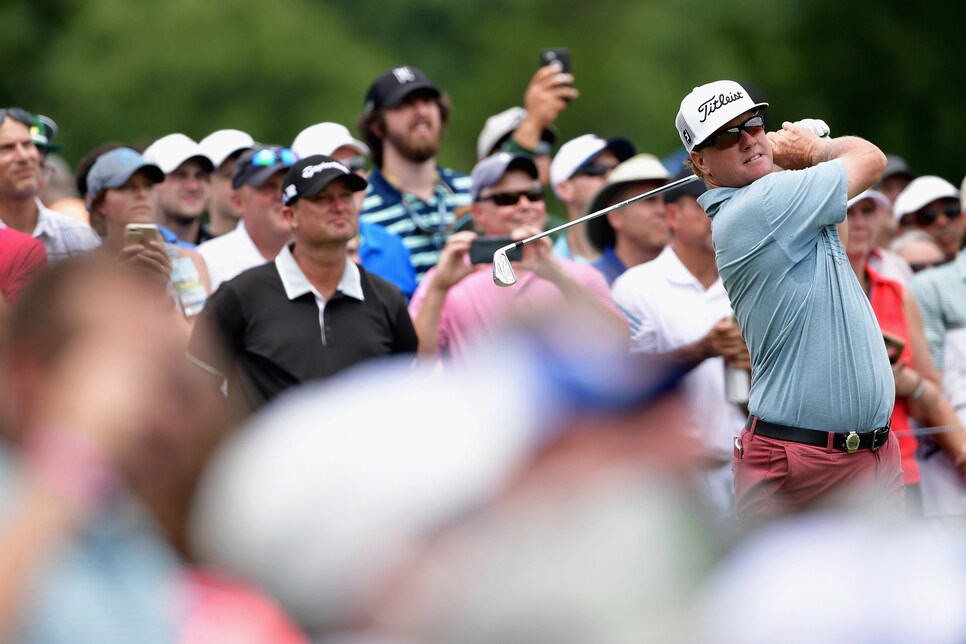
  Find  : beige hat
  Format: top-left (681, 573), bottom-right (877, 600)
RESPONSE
top-left (586, 154), bottom-right (670, 252)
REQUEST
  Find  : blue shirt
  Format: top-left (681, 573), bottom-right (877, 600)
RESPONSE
top-left (159, 225), bottom-right (196, 249)
top-left (700, 160), bottom-right (894, 430)
top-left (360, 166), bottom-right (472, 280)
top-left (591, 246), bottom-right (626, 286)
top-left (358, 219), bottom-right (417, 300)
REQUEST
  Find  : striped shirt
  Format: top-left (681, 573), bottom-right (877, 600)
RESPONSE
top-left (360, 166), bottom-right (472, 280)
top-left (26, 199), bottom-right (101, 264)
top-left (909, 250), bottom-right (966, 371)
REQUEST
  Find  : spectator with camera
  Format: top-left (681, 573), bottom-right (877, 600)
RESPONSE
top-left (409, 152), bottom-right (626, 361)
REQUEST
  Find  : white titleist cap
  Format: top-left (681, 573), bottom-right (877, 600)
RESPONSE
top-left (675, 80), bottom-right (768, 153)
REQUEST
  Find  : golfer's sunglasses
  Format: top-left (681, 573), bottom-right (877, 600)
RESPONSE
top-left (696, 114), bottom-right (765, 151)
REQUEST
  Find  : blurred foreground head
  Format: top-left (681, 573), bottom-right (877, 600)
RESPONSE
top-left (189, 307), bottom-right (717, 639)
top-left (0, 257), bottom-right (227, 552)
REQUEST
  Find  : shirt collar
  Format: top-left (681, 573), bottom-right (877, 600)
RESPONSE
top-left (274, 243), bottom-right (364, 302)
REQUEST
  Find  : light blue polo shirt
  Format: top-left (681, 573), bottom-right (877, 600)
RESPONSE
top-left (700, 160), bottom-right (894, 431)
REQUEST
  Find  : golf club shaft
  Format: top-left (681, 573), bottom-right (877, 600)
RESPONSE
top-left (506, 173), bottom-right (702, 250)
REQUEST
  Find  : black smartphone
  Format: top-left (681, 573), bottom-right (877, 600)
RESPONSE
top-left (883, 333), bottom-right (906, 365)
top-left (539, 48), bottom-right (571, 74)
top-left (469, 236), bottom-right (523, 265)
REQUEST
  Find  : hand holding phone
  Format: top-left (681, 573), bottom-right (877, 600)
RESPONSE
top-left (539, 48), bottom-right (571, 73)
top-left (124, 223), bottom-right (162, 247)
top-left (883, 333), bottom-right (906, 365)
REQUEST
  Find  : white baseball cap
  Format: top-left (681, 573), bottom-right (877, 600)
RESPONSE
top-left (846, 188), bottom-right (890, 210)
top-left (142, 133), bottom-right (214, 175)
top-left (476, 106), bottom-right (558, 160)
top-left (893, 176), bottom-right (959, 221)
top-left (676, 80), bottom-right (768, 153)
top-left (549, 134), bottom-right (635, 198)
top-left (291, 122), bottom-right (369, 159)
top-left (199, 129), bottom-right (254, 169)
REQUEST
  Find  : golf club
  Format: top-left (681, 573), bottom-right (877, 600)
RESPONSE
top-left (493, 173), bottom-right (702, 287)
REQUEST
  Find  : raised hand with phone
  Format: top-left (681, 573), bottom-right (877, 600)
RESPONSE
top-left (504, 49), bottom-right (577, 161)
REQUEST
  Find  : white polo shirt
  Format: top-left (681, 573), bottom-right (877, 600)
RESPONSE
top-left (196, 221), bottom-right (268, 292)
top-left (611, 245), bottom-right (745, 464)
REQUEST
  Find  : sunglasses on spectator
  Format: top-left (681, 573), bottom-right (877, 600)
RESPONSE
top-left (479, 186), bottom-right (545, 206)
top-left (908, 203), bottom-right (961, 227)
top-left (909, 259), bottom-right (948, 273)
top-left (696, 114), bottom-right (766, 151)
top-left (0, 107), bottom-right (34, 127)
top-left (573, 162), bottom-right (618, 178)
top-left (341, 155), bottom-right (367, 173)
top-left (252, 147), bottom-right (298, 167)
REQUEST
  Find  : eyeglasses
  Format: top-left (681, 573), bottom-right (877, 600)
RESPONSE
top-left (251, 147), bottom-right (298, 168)
top-left (573, 162), bottom-right (617, 178)
top-left (696, 114), bottom-right (766, 151)
top-left (909, 259), bottom-right (948, 273)
top-left (908, 203), bottom-right (962, 227)
top-left (0, 107), bottom-right (34, 127)
top-left (479, 187), bottom-right (545, 207)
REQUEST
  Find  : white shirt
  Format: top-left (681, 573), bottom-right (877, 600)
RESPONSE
top-left (196, 221), bottom-right (269, 291)
top-left (611, 246), bottom-right (745, 462)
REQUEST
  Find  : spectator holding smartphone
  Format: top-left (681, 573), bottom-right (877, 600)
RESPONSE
top-left (409, 153), bottom-right (627, 360)
top-left (80, 145), bottom-right (211, 321)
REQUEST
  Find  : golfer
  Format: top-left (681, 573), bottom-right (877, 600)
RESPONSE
top-left (676, 80), bottom-right (903, 524)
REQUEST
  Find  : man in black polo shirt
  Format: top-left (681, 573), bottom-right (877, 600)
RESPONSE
top-left (188, 154), bottom-right (418, 413)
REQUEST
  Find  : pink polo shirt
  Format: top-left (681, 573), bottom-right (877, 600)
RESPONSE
top-left (410, 259), bottom-right (619, 361)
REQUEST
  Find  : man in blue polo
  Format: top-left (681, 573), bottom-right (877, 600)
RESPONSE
top-left (356, 66), bottom-right (472, 281)
top-left (676, 80), bottom-right (902, 524)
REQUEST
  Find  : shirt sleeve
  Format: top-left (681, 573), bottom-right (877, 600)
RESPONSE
top-left (0, 234), bottom-right (48, 304)
top-left (390, 290), bottom-right (419, 354)
top-left (761, 160), bottom-right (848, 261)
top-left (611, 275), bottom-right (660, 354)
top-left (186, 285), bottom-right (245, 377)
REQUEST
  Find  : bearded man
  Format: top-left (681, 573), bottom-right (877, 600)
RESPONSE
top-left (356, 66), bottom-right (472, 280)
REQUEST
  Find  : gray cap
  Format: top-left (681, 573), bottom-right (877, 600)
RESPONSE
top-left (86, 147), bottom-right (164, 199)
top-left (470, 152), bottom-right (539, 201)
top-left (882, 154), bottom-right (915, 182)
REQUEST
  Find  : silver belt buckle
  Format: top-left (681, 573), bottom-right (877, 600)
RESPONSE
top-left (845, 431), bottom-right (860, 454)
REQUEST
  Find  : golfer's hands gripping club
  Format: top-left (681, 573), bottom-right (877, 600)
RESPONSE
top-left (768, 119), bottom-right (831, 171)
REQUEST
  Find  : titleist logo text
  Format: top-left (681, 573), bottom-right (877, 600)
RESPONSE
top-left (697, 91), bottom-right (744, 123)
